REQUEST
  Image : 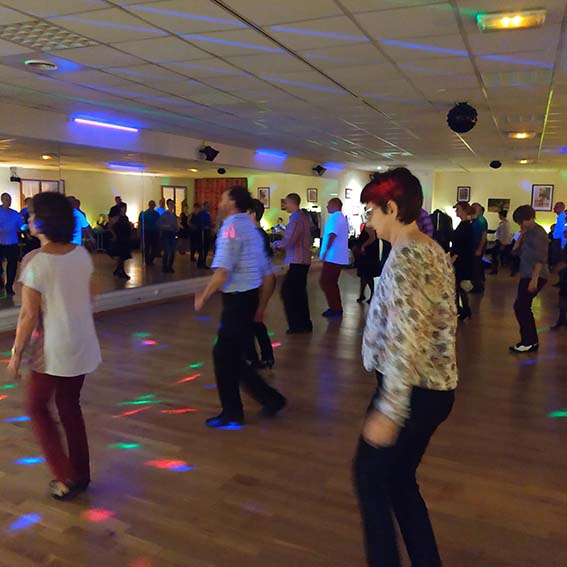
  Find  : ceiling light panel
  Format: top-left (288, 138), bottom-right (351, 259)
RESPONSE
top-left (0, 20), bottom-right (98, 51)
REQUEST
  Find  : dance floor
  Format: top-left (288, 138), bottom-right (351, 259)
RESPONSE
top-left (0, 270), bottom-right (566, 566)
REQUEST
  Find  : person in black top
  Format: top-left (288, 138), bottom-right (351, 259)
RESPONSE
top-left (196, 202), bottom-right (212, 269)
top-left (246, 199), bottom-right (275, 369)
top-left (188, 203), bottom-right (201, 262)
top-left (430, 209), bottom-right (453, 252)
top-left (178, 201), bottom-right (190, 255)
top-left (108, 196), bottom-right (124, 221)
top-left (354, 224), bottom-right (381, 304)
top-left (451, 202), bottom-right (475, 320)
top-left (110, 203), bottom-right (132, 280)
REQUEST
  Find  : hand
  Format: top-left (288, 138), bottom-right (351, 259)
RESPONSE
top-left (362, 410), bottom-right (400, 448)
top-left (475, 250), bottom-right (482, 257)
top-left (254, 308), bottom-right (265, 323)
top-left (528, 279), bottom-right (538, 293)
top-left (6, 355), bottom-right (22, 382)
top-left (194, 290), bottom-right (206, 312)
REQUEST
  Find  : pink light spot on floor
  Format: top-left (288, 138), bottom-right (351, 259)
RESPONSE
top-left (146, 460), bottom-right (193, 472)
top-left (141, 340), bottom-right (158, 346)
top-left (113, 406), bottom-right (150, 418)
top-left (271, 342), bottom-right (282, 348)
top-left (0, 395), bottom-right (7, 401)
top-left (176, 373), bottom-right (201, 384)
top-left (82, 508), bottom-right (115, 522)
top-left (160, 408), bottom-right (200, 414)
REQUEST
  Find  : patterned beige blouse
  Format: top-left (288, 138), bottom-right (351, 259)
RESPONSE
top-left (362, 240), bottom-right (458, 426)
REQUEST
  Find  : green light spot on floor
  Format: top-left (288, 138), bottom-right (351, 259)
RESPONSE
top-left (0, 384), bottom-right (16, 390)
top-left (267, 332), bottom-right (274, 337)
top-left (186, 362), bottom-right (204, 369)
top-left (109, 443), bottom-right (141, 449)
top-left (0, 351), bottom-right (11, 357)
top-left (548, 410), bottom-right (567, 418)
top-left (213, 336), bottom-right (218, 345)
top-left (136, 394), bottom-right (156, 400)
top-left (133, 332), bottom-right (152, 339)
top-left (118, 400), bottom-right (161, 406)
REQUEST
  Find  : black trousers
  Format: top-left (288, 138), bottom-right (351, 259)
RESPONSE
top-left (514, 277), bottom-right (547, 345)
top-left (143, 231), bottom-right (160, 265)
top-left (354, 374), bottom-right (455, 567)
top-left (472, 255), bottom-right (485, 290)
top-left (198, 229), bottom-right (211, 267)
top-left (0, 244), bottom-right (19, 292)
top-left (281, 264), bottom-right (312, 332)
top-left (189, 230), bottom-right (199, 260)
top-left (246, 322), bottom-right (274, 363)
top-left (161, 232), bottom-right (176, 271)
top-left (213, 289), bottom-right (284, 419)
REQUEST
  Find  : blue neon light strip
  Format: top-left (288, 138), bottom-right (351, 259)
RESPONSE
top-left (323, 162), bottom-right (344, 170)
top-left (131, 5), bottom-right (247, 27)
top-left (73, 117), bottom-right (139, 132)
top-left (15, 457), bottom-right (45, 465)
top-left (108, 162), bottom-right (145, 172)
top-left (481, 54), bottom-right (552, 69)
top-left (271, 26), bottom-right (369, 42)
top-left (380, 38), bottom-right (468, 57)
top-left (256, 149), bottom-right (287, 159)
top-left (182, 34), bottom-right (284, 53)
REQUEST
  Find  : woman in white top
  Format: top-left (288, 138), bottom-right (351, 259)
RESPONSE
top-left (7, 192), bottom-right (101, 500)
top-left (354, 168), bottom-right (458, 567)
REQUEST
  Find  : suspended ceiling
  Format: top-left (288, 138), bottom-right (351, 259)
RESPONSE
top-left (0, 0), bottom-right (566, 171)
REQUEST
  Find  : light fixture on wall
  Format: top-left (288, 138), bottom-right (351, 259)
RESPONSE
top-left (507, 131), bottom-right (536, 139)
top-left (477, 10), bottom-right (546, 32)
top-left (188, 168), bottom-right (198, 172)
top-left (519, 159), bottom-right (530, 164)
top-left (107, 162), bottom-right (145, 172)
top-left (73, 116), bottom-right (139, 133)
top-left (41, 154), bottom-right (52, 160)
top-left (199, 145), bottom-right (219, 161)
top-left (256, 149), bottom-right (287, 159)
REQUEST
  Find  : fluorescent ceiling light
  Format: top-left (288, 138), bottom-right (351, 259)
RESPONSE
top-left (477, 10), bottom-right (546, 32)
top-left (41, 154), bottom-right (52, 160)
top-left (519, 159), bottom-right (530, 164)
top-left (256, 149), bottom-right (287, 159)
top-left (188, 168), bottom-right (199, 172)
top-left (107, 162), bottom-right (145, 172)
top-left (507, 131), bottom-right (536, 139)
top-left (73, 117), bottom-right (139, 133)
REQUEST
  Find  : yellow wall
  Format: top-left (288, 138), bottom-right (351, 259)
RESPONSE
top-left (433, 170), bottom-right (564, 232)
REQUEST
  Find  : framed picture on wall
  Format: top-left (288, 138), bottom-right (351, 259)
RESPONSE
top-left (307, 188), bottom-right (318, 203)
top-left (345, 188), bottom-right (353, 199)
top-left (487, 198), bottom-right (511, 213)
top-left (258, 187), bottom-right (270, 208)
top-left (531, 184), bottom-right (554, 211)
top-left (457, 186), bottom-right (471, 202)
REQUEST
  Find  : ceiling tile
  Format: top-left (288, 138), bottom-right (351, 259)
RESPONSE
top-left (0, 38), bottom-right (34, 57)
top-left (225, 53), bottom-right (312, 74)
top-left (0, 0), bottom-right (108, 17)
top-left (0, 6), bottom-right (36, 25)
top-left (298, 43), bottom-right (385, 69)
top-left (467, 25), bottom-right (562, 55)
top-left (164, 58), bottom-right (244, 78)
top-left (48, 8), bottom-right (167, 43)
top-left (378, 34), bottom-right (469, 62)
top-left (52, 45), bottom-right (145, 67)
top-left (113, 36), bottom-right (210, 63)
top-left (55, 68), bottom-right (137, 87)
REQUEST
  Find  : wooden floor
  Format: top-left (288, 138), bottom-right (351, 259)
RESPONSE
top-left (0, 269), bottom-right (566, 566)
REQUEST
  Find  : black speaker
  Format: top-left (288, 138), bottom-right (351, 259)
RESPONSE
top-left (489, 160), bottom-right (502, 169)
top-left (200, 145), bottom-right (219, 161)
top-left (313, 164), bottom-right (327, 176)
top-left (10, 175), bottom-right (21, 182)
top-left (447, 102), bottom-right (478, 134)
top-left (217, 168), bottom-right (226, 175)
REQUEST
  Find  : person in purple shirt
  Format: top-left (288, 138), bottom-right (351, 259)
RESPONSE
top-left (416, 208), bottom-right (434, 237)
top-left (0, 193), bottom-right (22, 296)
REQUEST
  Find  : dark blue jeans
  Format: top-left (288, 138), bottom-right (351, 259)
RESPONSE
top-left (161, 232), bottom-right (176, 271)
top-left (354, 376), bottom-right (455, 567)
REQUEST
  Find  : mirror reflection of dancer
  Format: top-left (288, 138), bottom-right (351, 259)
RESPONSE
top-left (195, 186), bottom-right (286, 428)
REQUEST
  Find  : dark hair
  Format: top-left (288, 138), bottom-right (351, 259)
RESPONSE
top-left (32, 192), bottom-right (75, 243)
top-left (360, 167), bottom-right (423, 224)
top-left (328, 197), bottom-right (343, 210)
top-left (227, 186), bottom-right (253, 213)
top-left (455, 201), bottom-right (473, 216)
top-left (250, 198), bottom-right (265, 221)
top-left (513, 205), bottom-right (535, 224)
top-left (194, 202), bottom-right (201, 208)
top-left (499, 209), bottom-right (508, 218)
top-left (166, 199), bottom-right (174, 207)
top-left (286, 193), bottom-right (301, 206)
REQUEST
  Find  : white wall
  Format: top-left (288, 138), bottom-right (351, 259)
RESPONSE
top-left (433, 170), bottom-right (563, 232)
top-left (0, 166), bottom-right (194, 224)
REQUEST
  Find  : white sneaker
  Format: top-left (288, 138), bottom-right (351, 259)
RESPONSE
top-left (509, 343), bottom-right (539, 353)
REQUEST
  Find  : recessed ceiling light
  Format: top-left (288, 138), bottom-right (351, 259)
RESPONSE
top-left (24, 59), bottom-right (58, 71)
top-left (41, 154), bottom-right (52, 160)
top-left (477, 10), bottom-right (546, 32)
top-left (507, 131), bottom-right (536, 139)
top-left (188, 168), bottom-right (198, 172)
top-left (519, 159), bottom-right (530, 164)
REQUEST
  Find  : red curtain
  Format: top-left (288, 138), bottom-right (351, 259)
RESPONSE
top-left (194, 178), bottom-right (248, 223)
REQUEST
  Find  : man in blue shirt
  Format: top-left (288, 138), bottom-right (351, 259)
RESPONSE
top-left (0, 193), bottom-right (22, 296)
top-left (195, 186), bottom-right (286, 428)
top-left (139, 200), bottom-right (161, 266)
top-left (68, 196), bottom-right (93, 248)
top-left (471, 202), bottom-right (488, 293)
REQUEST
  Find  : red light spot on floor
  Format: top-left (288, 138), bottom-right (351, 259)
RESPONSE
top-left (0, 395), bottom-right (7, 401)
top-left (113, 407), bottom-right (150, 418)
top-left (271, 342), bottom-right (282, 348)
top-left (176, 374), bottom-right (200, 384)
top-left (82, 508), bottom-right (115, 522)
top-left (130, 560), bottom-right (152, 567)
top-left (146, 459), bottom-right (192, 471)
top-left (160, 408), bottom-right (200, 414)
top-left (142, 340), bottom-right (158, 346)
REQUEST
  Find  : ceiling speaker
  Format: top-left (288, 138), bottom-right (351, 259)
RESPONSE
top-left (489, 160), bottom-right (502, 169)
top-left (200, 145), bottom-right (219, 162)
top-left (447, 102), bottom-right (478, 134)
top-left (313, 164), bottom-right (327, 176)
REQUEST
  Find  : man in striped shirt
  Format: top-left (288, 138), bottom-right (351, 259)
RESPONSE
top-left (275, 193), bottom-right (313, 334)
top-left (195, 186), bottom-right (286, 428)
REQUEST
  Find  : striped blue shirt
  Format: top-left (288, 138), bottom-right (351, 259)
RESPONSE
top-left (212, 213), bottom-right (273, 293)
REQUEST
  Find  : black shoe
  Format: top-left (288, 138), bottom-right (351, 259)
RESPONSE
top-left (458, 308), bottom-right (472, 321)
top-left (356, 297), bottom-right (365, 304)
top-left (262, 396), bottom-right (287, 418)
top-left (322, 309), bottom-right (343, 318)
top-left (509, 343), bottom-right (539, 353)
top-left (205, 414), bottom-right (244, 428)
top-left (6, 287), bottom-right (14, 296)
top-left (49, 479), bottom-right (82, 501)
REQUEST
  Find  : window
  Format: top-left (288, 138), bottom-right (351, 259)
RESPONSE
top-left (161, 186), bottom-right (187, 216)
top-left (20, 179), bottom-right (65, 209)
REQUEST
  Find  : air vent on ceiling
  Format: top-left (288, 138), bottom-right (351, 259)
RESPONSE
top-left (0, 21), bottom-right (97, 51)
top-left (25, 59), bottom-right (58, 71)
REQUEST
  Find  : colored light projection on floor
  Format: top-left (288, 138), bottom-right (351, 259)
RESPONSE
top-left (203, 383), bottom-right (216, 389)
top-left (146, 460), bottom-right (193, 472)
top-left (185, 362), bottom-right (205, 369)
top-left (114, 407), bottom-right (150, 418)
top-left (218, 423), bottom-right (244, 431)
top-left (160, 408), bottom-right (199, 414)
top-left (176, 374), bottom-right (200, 384)
top-left (548, 410), bottom-right (567, 418)
top-left (82, 508), bottom-right (115, 522)
top-left (7, 514), bottom-right (41, 532)
top-left (141, 340), bottom-right (158, 346)
top-left (118, 394), bottom-right (161, 406)
top-left (0, 384), bottom-right (17, 390)
top-left (0, 350), bottom-right (11, 357)
top-left (271, 342), bottom-right (282, 348)
top-left (267, 332), bottom-right (275, 337)
top-left (130, 559), bottom-right (152, 567)
top-left (133, 332), bottom-right (152, 339)
top-left (109, 443), bottom-right (140, 449)
top-left (0, 395), bottom-right (8, 401)
top-left (15, 457), bottom-right (44, 465)
top-left (193, 315), bottom-right (211, 321)
top-left (4, 415), bottom-right (30, 423)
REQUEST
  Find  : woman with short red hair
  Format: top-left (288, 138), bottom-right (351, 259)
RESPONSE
top-left (354, 168), bottom-right (458, 567)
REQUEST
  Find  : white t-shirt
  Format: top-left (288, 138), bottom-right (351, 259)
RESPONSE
top-left (72, 209), bottom-right (90, 246)
top-left (320, 211), bottom-right (349, 265)
top-left (19, 247), bottom-right (101, 377)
